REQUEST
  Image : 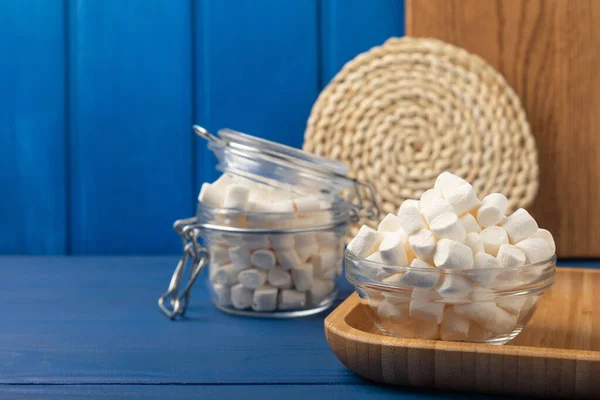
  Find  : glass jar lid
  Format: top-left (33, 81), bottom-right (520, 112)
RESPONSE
top-left (194, 125), bottom-right (380, 221)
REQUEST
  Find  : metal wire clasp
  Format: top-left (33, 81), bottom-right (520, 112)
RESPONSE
top-left (158, 219), bottom-right (209, 319)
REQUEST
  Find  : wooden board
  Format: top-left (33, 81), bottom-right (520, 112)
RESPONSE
top-left (406, 0), bottom-right (600, 257)
top-left (325, 268), bottom-right (600, 398)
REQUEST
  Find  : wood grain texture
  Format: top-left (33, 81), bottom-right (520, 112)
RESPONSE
top-left (406, 0), bottom-right (600, 257)
top-left (0, 0), bottom-right (67, 254)
top-left (68, 0), bottom-right (193, 254)
top-left (325, 268), bottom-right (600, 398)
top-left (194, 0), bottom-right (320, 191)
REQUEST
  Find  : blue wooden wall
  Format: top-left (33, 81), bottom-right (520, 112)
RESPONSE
top-left (0, 0), bottom-right (404, 255)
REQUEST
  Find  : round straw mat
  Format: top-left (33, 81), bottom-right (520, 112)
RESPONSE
top-left (304, 37), bottom-right (538, 234)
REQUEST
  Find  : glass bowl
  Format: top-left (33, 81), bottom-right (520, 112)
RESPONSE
top-left (345, 251), bottom-right (556, 344)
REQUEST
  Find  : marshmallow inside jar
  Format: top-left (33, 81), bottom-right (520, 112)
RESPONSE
top-left (165, 125), bottom-right (381, 319)
top-left (345, 171), bottom-right (556, 344)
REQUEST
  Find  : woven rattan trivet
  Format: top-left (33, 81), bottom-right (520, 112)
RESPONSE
top-left (304, 37), bottom-right (538, 234)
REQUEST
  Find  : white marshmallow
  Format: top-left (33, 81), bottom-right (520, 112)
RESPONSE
top-left (408, 229), bottom-right (437, 261)
top-left (378, 232), bottom-right (408, 266)
top-left (442, 182), bottom-right (480, 216)
top-left (397, 200), bottom-right (427, 235)
top-left (347, 226), bottom-right (384, 257)
top-left (453, 302), bottom-right (517, 334)
top-left (480, 226), bottom-right (509, 256)
top-left (422, 198), bottom-right (455, 225)
top-left (501, 208), bottom-right (539, 244)
top-left (434, 171), bottom-right (468, 192)
top-left (246, 200), bottom-right (273, 213)
top-left (223, 184), bottom-right (250, 210)
top-left (269, 199), bottom-right (296, 214)
top-left (529, 229), bottom-right (556, 254)
top-left (316, 231), bottom-right (339, 249)
top-left (496, 244), bottom-right (526, 266)
top-left (293, 195), bottom-right (321, 213)
top-left (460, 213), bottom-right (481, 234)
top-left (220, 233), bottom-right (243, 246)
top-left (228, 246), bottom-right (251, 270)
top-left (470, 287), bottom-right (497, 301)
top-left (399, 259), bottom-right (440, 288)
top-left (211, 283), bottom-right (232, 307)
top-left (469, 252), bottom-right (501, 287)
top-left (436, 274), bottom-right (473, 300)
top-left (419, 188), bottom-right (444, 211)
top-left (198, 183), bottom-right (223, 208)
top-left (414, 320), bottom-right (441, 340)
top-left (467, 322), bottom-right (494, 342)
top-left (377, 299), bottom-right (411, 323)
top-left (497, 296), bottom-right (526, 316)
top-left (295, 234), bottom-right (319, 262)
top-left (433, 239), bottom-right (474, 269)
top-left (210, 264), bottom-right (239, 286)
top-left (380, 273), bottom-right (407, 286)
top-left (238, 268), bottom-right (268, 289)
top-left (250, 249), bottom-right (276, 270)
top-left (366, 251), bottom-right (383, 263)
top-left (241, 235), bottom-right (271, 250)
top-left (367, 294), bottom-right (384, 310)
top-left (211, 173), bottom-right (235, 193)
top-left (309, 279), bottom-right (335, 305)
top-left (231, 283), bottom-right (253, 310)
top-left (276, 249), bottom-right (302, 270)
top-left (429, 212), bottom-right (467, 242)
top-left (312, 250), bottom-right (337, 278)
top-left (291, 263), bottom-right (314, 291)
top-left (411, 288), bottom-right (444, 301)
top-left (278, 289), bottom-right (307, 310)
top-left (268, 187), bottom-right (294, 202)
top-left (210, 245), bottom-right (231, 265)
top-left (377, 213), bottom-right (403, 232)
top-left (270, 234), bottom-right (295, 250)
top-left (477, 193), bottom-right (508, 227)
top-left (440, 308), bottom-right (470, 341)
top-left (252, 285), bottom-right (278, 312)
top-left (464, 232), bottom-right (484, 254)
top-left (409, 300), bottom-right (445, 324)
top-left (267, 267), bottom-right (292, 289)
top-left (515, 237), bottom-right (553, 263)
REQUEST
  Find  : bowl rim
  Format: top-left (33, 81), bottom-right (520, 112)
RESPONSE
top-left (345, 249), bottom-right (557, 274)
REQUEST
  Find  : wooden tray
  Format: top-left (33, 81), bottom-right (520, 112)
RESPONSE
top-left (325, 268), bottom-right (600, 398)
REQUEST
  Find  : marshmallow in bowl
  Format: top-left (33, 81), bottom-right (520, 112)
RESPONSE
top-left (347, 225), bottom-right (384, 258)
top-left (501, 208), bottom-right (539, 244)
top-left (347, 171), bottom-right (555, 342)
top-left (477, 193), bottom-right (508, 227)
top-left (378, 232), bottom-right (409, 266)
top-left (433, 239), bottom-right (474, 269)
top-left (397, 199), bottom-right (427, 234)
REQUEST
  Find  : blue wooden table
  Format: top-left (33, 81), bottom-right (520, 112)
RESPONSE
top-left (1, 257), bottom-right (586, 399)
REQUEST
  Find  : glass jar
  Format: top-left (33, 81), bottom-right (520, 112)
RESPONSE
top-left (158, 126), bottom-right (380, 319)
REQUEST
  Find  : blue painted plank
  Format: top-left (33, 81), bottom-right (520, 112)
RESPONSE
top-left (0, 384), bottom-right (513, 400)
top-left (0, 256), bottom-right (357, 384)
top-left (0, 0), bottom-right (67, 254)
top-left (68, 0), bottom-right (193, 254)
top-left (194, 0), bottom-right (320, 187)
top-left (320, 0), bottom-right (405, 86)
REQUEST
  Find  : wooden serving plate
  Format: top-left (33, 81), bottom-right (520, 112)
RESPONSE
top-left (325, 268), bottom-right (600, 398)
